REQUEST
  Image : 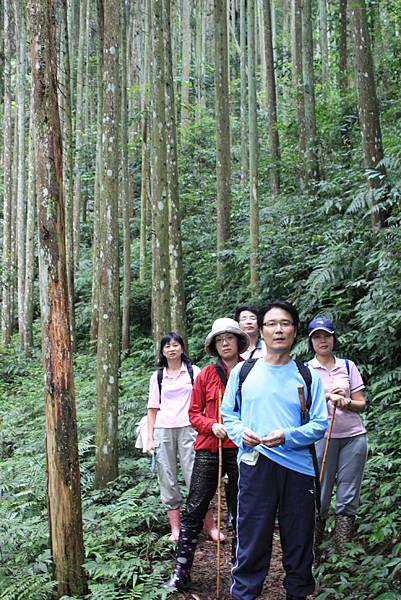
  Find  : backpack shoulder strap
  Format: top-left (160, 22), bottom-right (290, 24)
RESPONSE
top-left (235, 358), bottom-right (258, 413)
top-left (215, 358), bottom-right (228, 388)
top-left (295, 359), bottom-right (312, 409)
top-left (187, 362), bottom-right (194, 385)
top-left (157, 368), bottom-right (164, 403)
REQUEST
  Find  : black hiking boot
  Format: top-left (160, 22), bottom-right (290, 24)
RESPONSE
top-left (162, 527), bottom-right (198, 591)
top-left (314, 516), bottom-right (326, 565)
top-left (286, 595), bottom-right (306, 600)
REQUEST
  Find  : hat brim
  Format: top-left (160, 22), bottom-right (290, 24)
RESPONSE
top-left (308, 326), bottom-right (335, 337)
top-left (205, 326), bottom-right (250, 357)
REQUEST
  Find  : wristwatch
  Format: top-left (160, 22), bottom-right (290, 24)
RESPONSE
top-left (346, 397), bottom-right (352, 408)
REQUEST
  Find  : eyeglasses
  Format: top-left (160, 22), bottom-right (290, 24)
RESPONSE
top-left (239, 315), bottom-right (257, 322)
top-left (262, 320), bottom-right (294, 329)
top-left (215, 334), bottom-right (237, 344)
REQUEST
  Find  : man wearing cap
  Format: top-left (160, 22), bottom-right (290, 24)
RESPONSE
top-left (164, 317), bottom-right (250, 592)
top-left (221, 300), bottom-right (327, 600)
top-left (234, 304), bottom-right (266, 359)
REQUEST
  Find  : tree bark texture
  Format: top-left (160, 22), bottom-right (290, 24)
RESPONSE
top-left (240, 0), bottom-right (248, 185)
top-left (164, 0), bottom-right (187, 343)
top-left (291, 0), bottom-right (306, 189)
top-left (338, 0), bottom-right (348, 98)
top-left (29, 1), bottom-right (87, 596)
top-left (349, 0), bottom-right (386, 226)
top-left (180, 0), bottom-right (191, 128)
top-left (214, 0), bottom-right (231, 284)
top-left (318, 0), bottom-right (329, 87)
top-left (262, 0), bottom-right (280, 195)
top-left (248, 0), bottom-right (259, 289)
top-left (302, 0), bottom-right (319, 183)
top-left (95, 0), bottom-right (121, 488)
top-left (151, 0), bottom-right (171, 347)
top-left (1, 0), bottom-right (13, 345)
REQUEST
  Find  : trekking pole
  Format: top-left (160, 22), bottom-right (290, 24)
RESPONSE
top-left (216, 388), bottom-right (223, 598)
top-left (320, 399), bottom-right (337, 483)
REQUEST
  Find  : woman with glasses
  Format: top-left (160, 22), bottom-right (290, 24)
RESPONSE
top-left (308, 317), bottom-right (367, 559)
top-left (164, 318), bottom-right (250, 592)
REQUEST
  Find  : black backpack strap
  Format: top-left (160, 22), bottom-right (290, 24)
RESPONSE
top-left (157, 368), bottom-right (164, 403)
top-left (187, 362), bottom-right (194, 385)
top-left (215, 358), bottom-right (228, 388)
top-left (248, 339), bottom-right (262, 360)
top-left (235, 358), bottom-right (258, 413)
top-left (295, 359), bottom-right (312, 411)
top-left (295, 359), bottom-right (322, 513)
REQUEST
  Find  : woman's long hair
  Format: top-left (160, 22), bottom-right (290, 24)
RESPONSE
top-left (157, 332), bottom-right (191, 368)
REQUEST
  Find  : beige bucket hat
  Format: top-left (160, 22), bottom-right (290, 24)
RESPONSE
top-left (204, 317), bottom-right (250, 357)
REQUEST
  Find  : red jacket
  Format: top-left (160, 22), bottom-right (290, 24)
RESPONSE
top-left (189, 363), bottom-right (237, 453)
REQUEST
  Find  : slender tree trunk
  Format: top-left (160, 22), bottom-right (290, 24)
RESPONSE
top-left (338, 0), bottom-right (348, 99)
top-left (29, 1), bottom-right (87, 595)
top-left (248, 0), bottom-right (258, 289)
top-left (90, 0), bottom-right (104, 343)
top-left (139, 0), bottom-right (151, 285)
top-left (95, 0), bottom-right (121, 488)
top-left (302, 0), bottom-right (319, 183)
top-left (263, 0), bottom-right (280, 195)
top-left (349, 0), bottom-right (386, 226)
top-left (60, 0), bottom-right (75, 348)
top-left (164, 0), bottom-right (187, 342)
top-left (181, 0), bottom-right (191, 128)
top-left (214, 0), bottom-right (231, 285)
top-left (318, 0), bottom-right (329, 88)
top-left (257, 0), bottom-right (267, 111)
top-left (72, 0), bottom-right (87, 270)
top-left (240, 0), bottom-right (248, 185)
top-left (15, 0), bottom-right (27, 350)
top-left (23, 90), bottom-right (36, 357)
top-left (291, 0), bottom-right (306, 189)
top-left (121, 0), bottom-right (131, 351)
top-left (151, 0), bottom-right (171, 347)
top-left (1, 0), bottom-right (13, 345)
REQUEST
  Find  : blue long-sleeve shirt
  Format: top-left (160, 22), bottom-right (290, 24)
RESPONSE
top-left (221, 358), bottom-right (328, 476)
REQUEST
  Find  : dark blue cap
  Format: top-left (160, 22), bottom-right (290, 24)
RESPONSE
top-left (308, 317), bottom-right (335, 337)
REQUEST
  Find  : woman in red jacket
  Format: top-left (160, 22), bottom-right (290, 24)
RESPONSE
top-left (164, 318), bottom-right (249, 592)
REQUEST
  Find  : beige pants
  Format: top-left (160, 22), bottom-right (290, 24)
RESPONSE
top-left (154, 425), bottom-right (196, 510)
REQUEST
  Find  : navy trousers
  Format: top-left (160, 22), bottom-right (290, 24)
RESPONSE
top-left (231, 454), bottom-right (316, 600)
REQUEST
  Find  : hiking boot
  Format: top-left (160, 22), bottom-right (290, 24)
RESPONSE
top-left (335, 514), bottom-right (355, 557)
top-left (166, 509), bottom-right (180, 543)
top-left (286, 595), bottom-right (306, 600)
top-left (162, 527), bottom-right (198, 591)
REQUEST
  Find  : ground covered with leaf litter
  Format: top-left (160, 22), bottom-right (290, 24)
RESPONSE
top-left (173, 503), bottom-right (316, 600)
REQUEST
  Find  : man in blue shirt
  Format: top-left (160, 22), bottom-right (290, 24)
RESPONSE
top-left (222, 300), bottom-right (328, 600)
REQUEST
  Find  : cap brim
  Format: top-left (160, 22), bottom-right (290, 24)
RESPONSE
top-left (308, 326), bottom-right (335, 337)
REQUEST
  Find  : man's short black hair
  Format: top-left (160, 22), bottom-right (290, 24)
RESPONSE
top-left (234, 304), bottom-right (258, 322)
top-left (257, 300), bottom-right (300, 330)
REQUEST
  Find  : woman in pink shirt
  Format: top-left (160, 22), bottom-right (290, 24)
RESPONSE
top-left (308, 317), bottom-right (368, 558)
top-left (146, 332), bottom-right (220, 543)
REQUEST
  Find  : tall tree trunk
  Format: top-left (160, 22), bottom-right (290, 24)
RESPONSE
top-left (180, 0), bottom-right (191, 128)
top-left (151, 0), bottom-right (171, 347)
top-left (95, 0), bottom-right (121, 488)
top-left (15, 0), bottom-right (27, 350)
top-left (248, 0), bottom-right (258, 290)
top-left (164, 0), bottom-right (187, 342)
top-left (262, 0), bottom-right (280, 195)
top-left (121, 0), bottom-right (131, 351)
top-left (338, 0), bottom-right (348, 99)
top-left (291, 0), bottom-right (306, 189)
top-left (29, 1), bottom-right (87, 596)
top-left (349, 0), bottom-right (386, 227)
top-left (240, 0), bottom-right (248, 185)
top-left (302, 0), bottom-right (319, 183)
top-left (72, 0), bottom-right (87, 270)
top-left (90, 0), bottom-right (104, 343)
top-left (318, 0), bottom-right (329, 88)
top-left (23, 91), bottom-right (36, 357)
top-left (60, 0), bottom-right (75, 348)
top-left (214, 0), bottom-right (231, 285)
top-left (139, 0), bottom-right (151, 285)
top-left (1, 0), bottom-right (13, 345)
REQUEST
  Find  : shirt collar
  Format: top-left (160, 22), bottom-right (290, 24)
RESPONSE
top-left (310, 356), bottom-right (342, 370)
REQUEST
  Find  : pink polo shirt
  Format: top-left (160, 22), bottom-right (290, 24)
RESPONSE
top-left (147, 363), bottom-right (201, 428)
top-left (309, 356), bottom-right (366, 439)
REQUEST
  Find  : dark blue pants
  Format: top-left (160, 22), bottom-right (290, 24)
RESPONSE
top-left (231, 454), bottom-right (315, 600)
